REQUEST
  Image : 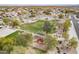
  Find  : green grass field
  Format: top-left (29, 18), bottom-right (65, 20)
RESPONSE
top-left (5, 31), bottom-right (19, 39)
top-left (21, 20), bottom-right (45, 33)
top-left (21, 20), bottom-right (57, 33)
top-left (3, 20), bottom-right (57, 39)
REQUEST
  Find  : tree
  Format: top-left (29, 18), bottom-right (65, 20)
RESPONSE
top-left (58, 14), bottom-right (64, 19)
top-left (43, 20), bottom-right (52, 33)
top-left (0, 37), bottom-right (15, 53)
top-left (69, 37), bottom-right (78, 48)
top-left (29, 10), bottom-right (36, 17)
top-left (63, 9), bottom-right (75, 14)
top-left (44, 35), bottom-right (58, 51)
top-left (2, 16), bottom-right (10, 25)
top-left (63, 9), bottom-right (70, 14)
top-left (43, 11), bottom-right (51, 15)
top-left (63, 19), bottom-right (71, 32)
top-left (43, 9), bottom-right (51, 15)
top-left (62, 32), bottom-right (69, 39)
top-left (16, 33), bottom-right (32, 47)
top-left (51, 20), bottom-right (57, 33)
top-left (11, 46), bottom-right (26, 54)
top-left (10, 18), bottom-right (21, 28)
top-left (29, 13), bottom-right (36, 17)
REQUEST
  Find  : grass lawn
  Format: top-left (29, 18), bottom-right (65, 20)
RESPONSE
top-left (20, 20), bottom-right (57, 33)
top-left (21, 20), bottom-right (45, 33)
top-left (5, 31), bottom-right (20, 39)
top-left (4, 20), bottom-right (57, 39)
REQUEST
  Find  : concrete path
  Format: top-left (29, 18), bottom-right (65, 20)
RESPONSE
top-left (0, 27), bottom-right (17, 37)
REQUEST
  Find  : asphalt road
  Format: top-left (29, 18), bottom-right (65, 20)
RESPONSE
top-left (71, 15), bottom-right (79, 39)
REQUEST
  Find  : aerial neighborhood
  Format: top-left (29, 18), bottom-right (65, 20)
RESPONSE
top-left (0, 6), bottom-right (79, 54)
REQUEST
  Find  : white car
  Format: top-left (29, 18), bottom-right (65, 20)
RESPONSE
top-left (73, 15), bottom-right (79, 20)
top-left (0, 25), bottom-right (3, 29)
top-left (77, 22), bottom-right (79, 24)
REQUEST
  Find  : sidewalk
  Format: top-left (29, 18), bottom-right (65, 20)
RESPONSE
top-left (0, 27), bottom-right (17, 38)
top-left (69, 20), bottom-right (79, 53)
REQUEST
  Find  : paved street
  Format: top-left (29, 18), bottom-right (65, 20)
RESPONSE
top-left (71, 15), bottom-right (79, 39)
